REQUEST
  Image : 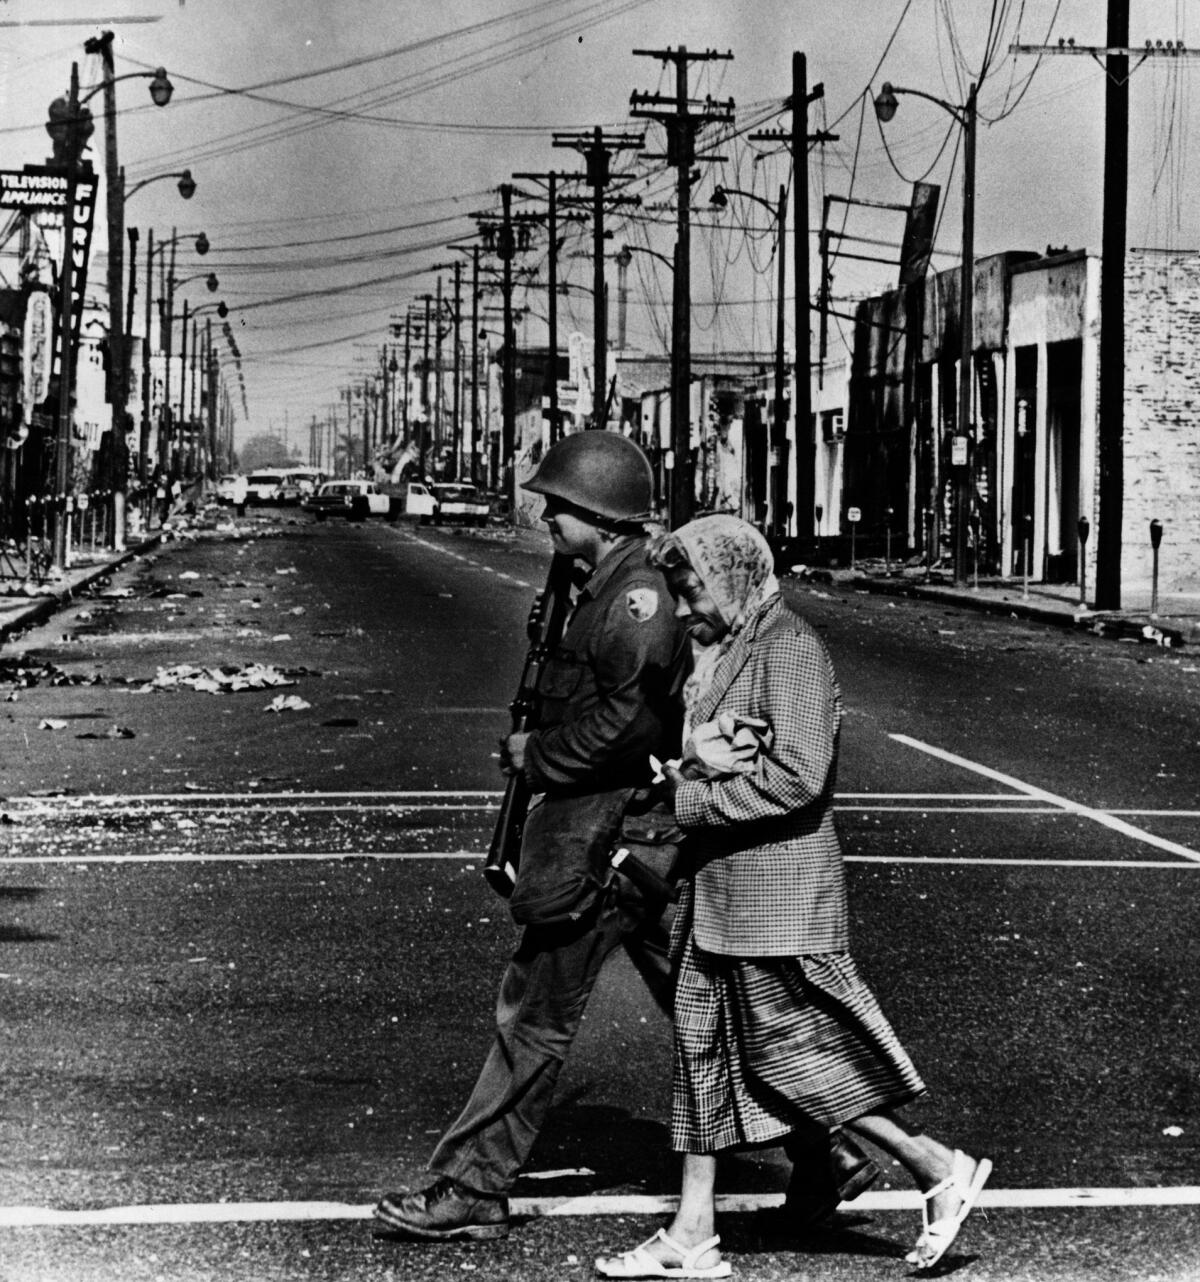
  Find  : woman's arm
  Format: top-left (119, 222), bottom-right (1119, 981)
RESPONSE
top-left (674, 624), bottom-right (838, 830)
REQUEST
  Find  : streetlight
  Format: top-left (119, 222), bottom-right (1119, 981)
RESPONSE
top-left (711, 183), bottom-right (790, 538)
top-left (125, 168), bottom-right (196, 203)
top-left (875, 78), bottom-right (977, 585)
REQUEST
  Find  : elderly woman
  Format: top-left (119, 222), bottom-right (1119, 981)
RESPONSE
top-left (596, 515), bottom-right (990, 1280)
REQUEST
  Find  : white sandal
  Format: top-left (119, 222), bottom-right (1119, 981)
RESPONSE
top-left (595, 1228), bottom-right (732, 1279)
top-left (905, 1149), bottom-right (992, 1270)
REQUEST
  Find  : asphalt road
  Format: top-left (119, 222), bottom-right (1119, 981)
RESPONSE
top-left (0, 505), bottom-right (1198, 1281)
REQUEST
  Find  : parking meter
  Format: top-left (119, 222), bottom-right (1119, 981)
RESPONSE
top-left (1150, 519), bottom-right (1163, 617)
top-left (1077, 516), bottom-right (1091, 605)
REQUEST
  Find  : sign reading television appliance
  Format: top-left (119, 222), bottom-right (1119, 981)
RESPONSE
top-left (0, 166), bottom-right (74, 215)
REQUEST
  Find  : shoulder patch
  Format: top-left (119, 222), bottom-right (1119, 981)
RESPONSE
top-left (625, 587), bottom-right (660, 622)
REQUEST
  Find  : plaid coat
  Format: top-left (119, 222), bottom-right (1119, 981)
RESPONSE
top-left (673, 596), bottom-right (848, 956)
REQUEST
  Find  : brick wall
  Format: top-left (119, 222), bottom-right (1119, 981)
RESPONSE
top-left (1123, 249), bottom-right (1200, 593)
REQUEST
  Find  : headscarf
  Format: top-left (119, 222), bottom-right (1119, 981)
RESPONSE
top-left (650, 514), bottom-right (780, 724)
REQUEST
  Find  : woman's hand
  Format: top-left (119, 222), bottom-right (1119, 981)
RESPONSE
top-left (655, 761), bottom-right (686, 806)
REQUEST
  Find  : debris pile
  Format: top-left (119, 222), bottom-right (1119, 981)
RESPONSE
top-left (144, 661), bottom-right (312, 695)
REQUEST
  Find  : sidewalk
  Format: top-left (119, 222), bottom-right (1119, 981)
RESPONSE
top-left (809, 559), bottom-right (1200, 647)
top-left (0, 533), bottom-right (165, 645)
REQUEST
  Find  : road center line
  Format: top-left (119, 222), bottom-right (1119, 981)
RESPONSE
top-left (892, 733), bottom-right (1200, 863)
top-left (3, 1186), bottom-right (1199, 1226)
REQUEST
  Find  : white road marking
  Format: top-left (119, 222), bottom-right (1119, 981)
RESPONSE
top-left (0, 851), bottom-right (1195, 869)
top-left (3, 1186), bottom-right (1200, 1226)
top-left (892, 734), bottom-right (1200, 863)
top-left (401, 530), bottom-right (534, 589)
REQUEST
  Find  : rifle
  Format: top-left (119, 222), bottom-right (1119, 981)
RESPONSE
top-left (483, 551), bottom-right (575, 898)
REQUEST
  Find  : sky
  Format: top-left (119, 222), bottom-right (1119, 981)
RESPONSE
top-left (2, 0), bottom-right (1196, 456)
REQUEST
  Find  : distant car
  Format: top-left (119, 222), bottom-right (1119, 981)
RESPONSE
top-left (215, 473), bottom-right (247, 507)
top-left (283, 468), bottom-right (324, 499)
top-left (431, 483), bottom-right (490, 527)
top-left (244, 471), bottom-right (285, 504)
top-left (303, 479), bottom-right (396, 521)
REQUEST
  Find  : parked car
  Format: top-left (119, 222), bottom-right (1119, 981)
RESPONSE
top-left (303, 479), bottom-right (396, 521)
top-left (430, 482), bottom-right (490, 527)
top-left (244, 470), bottom-right (286, 504)
top-left (283, 468), bottom-right (324, 500)
top-left (215, 473), bottom-right (248, 507)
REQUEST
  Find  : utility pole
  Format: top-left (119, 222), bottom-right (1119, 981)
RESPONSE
top-left (419, 292), bottom-right (432, 475)
top-left (552, 132), bottom-right (642, 429)
top-left (749, 53), bottom-right (837, 539)
top-left (140, 227), bottom-right (153, 485)
top-left (471, 245), bottom-right (480, 475)
top-left (632, 46), bottom-right (734, 526)
top-left (434, 274), bottom-right (444, 462)
top-left (342, 386), bottom-right (352, 478)
top-left (428, 261), bottom-right (466, 478)
top-left (471, 186), bottom-right (535, 511)
top-left (161, 230), bottom-right (177, 475)
top-left (52, 62), bottom-right (82, 569)
top-left (500, 184), bottom-right (515, 507)
top-left (1008, 7), bottom-right (1194, 606)
top-left (512, 170), bottom-right (569, 444)
top-left (87, 30), bottom-right (128, 549)
top-left (179, 298), bottom-right (189, 473)
top-left (1097, 0), bottom-right (1129, 609)
top-left (451, 260), bottom-right (462, 478)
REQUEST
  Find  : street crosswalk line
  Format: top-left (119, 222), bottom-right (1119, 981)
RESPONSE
top-left (0, 851), bottom-right (1197, 868)
top-left (3, 1185), bottom-right (1200, 1226)
top-left (893, 733), bottom-right (1200, 863)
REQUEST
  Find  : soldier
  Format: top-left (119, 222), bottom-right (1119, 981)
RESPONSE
top-left (374, 432), bottom-right (877, 1243)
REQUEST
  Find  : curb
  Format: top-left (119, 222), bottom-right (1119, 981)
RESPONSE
top-left (804, 572), bottom-right (1196, 646)
top-left (0, 536), bottom-right (162, 644)
top-left (848, 575), bottom-right (1077, 628)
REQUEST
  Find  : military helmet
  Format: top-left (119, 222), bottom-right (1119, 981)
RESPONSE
top-left (523, 431), bottom-right (653, 523)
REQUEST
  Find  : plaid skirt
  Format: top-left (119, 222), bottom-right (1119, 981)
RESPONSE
top-left (671, 928), bottom-right (926, 1153)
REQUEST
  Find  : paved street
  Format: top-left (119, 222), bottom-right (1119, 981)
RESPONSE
top-left (1, 507), bottom-right (1199, 1281)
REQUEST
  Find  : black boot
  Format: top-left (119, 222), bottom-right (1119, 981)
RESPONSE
top-left (374, 1175), bottom-right (510, 1240)
top-left (778, 1128), bottom-right (880, 1233)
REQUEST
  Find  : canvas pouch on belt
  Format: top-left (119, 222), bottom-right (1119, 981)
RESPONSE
top-left (509, 787), bottom-right (634, 927)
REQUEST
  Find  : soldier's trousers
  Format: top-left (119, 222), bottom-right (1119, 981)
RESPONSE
top-left (428, 879), bottom-right (672, 1196)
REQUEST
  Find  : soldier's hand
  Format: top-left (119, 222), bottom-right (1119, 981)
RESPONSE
top-left (499, 732), bottom-right (530, 776)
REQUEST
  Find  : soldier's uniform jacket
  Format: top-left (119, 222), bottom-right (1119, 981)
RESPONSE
top-left (524, 536), bottom-right (689, 795)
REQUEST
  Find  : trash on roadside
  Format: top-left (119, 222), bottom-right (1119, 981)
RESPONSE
top-left (38, 718), bottom-right (68, 731)
top-left (265, 693), bottom-right (311, 713)
top-left (76, 725), bottom-right (136, 740)
top-left (178, 571), bottom-right (201, 580)
top-left (144, 662), bottom-right (302, 695)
